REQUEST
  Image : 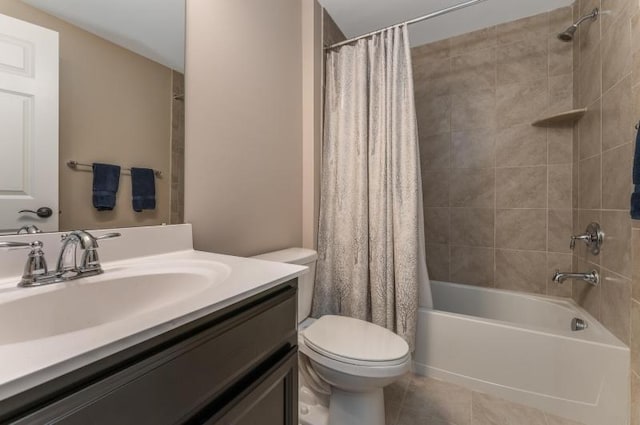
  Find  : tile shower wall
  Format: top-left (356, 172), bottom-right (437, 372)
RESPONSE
top-left (414, 8), bottom-right (575, 296)
top-left (570, 0), bottom-right (640, 423)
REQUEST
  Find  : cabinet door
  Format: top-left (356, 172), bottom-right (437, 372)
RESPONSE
top-left (202, 349), bottom-right (298, 425)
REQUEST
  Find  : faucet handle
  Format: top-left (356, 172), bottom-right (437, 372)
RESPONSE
top-left (0, 241), bottom-right (48, 286)
top-left (0, 240), bottom-right (44, 250)
top-left (96, 232), bottom-right (121, 241)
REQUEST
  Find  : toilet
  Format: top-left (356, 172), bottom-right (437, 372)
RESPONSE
top-left (252, 248), bottom-right (411, 425)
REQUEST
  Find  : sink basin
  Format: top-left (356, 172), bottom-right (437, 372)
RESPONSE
top-left (0, 263), bottom-right (228, 345)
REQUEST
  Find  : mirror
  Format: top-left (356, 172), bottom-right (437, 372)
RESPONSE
top-left (0, 0), bottom-right (185, 234)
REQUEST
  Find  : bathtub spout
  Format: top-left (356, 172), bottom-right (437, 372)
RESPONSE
top-left (552, 270), bottom-right (599, 286)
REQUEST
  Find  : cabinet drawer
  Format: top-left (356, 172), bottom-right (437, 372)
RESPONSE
top-left (13, 286), bottom-right (297, 425)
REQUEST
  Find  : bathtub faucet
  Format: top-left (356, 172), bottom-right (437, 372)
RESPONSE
top-left (552, 270), bottom-right (599, 286)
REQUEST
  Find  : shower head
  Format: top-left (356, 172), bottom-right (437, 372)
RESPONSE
top-left (557, 8), bottom-right (598, 42)
top-left (557, 25), bottom-right (577, 42)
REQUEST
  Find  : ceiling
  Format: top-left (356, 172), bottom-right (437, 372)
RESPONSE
top-left (22, 0), bottom-right (185, 72)
top-left (318, 0), bottom-right (574, 47)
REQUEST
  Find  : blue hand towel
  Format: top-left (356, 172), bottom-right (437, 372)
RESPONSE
top-left (632, 127), bottom-right (640, 219)
top-left (92, 163), bottom-right (121, 211)
top-left (131, 167), bottom-right (156, 212)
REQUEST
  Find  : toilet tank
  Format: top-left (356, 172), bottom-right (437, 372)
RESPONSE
top-left (252, 248), bottom-right (317, 324)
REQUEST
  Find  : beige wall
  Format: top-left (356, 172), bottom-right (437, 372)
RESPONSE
top-left (569, 0), bottom-right (640, 422)
top-left (415, 8), bottom-right (575, 296)
top-left (184, 0), bottom-right (303, 257)
top-left (302, 0), bottom-right (322, 250)
top-left (0, 0), bottom-right (173, 231)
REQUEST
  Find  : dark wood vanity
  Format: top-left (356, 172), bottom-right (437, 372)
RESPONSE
top-left (0, 280), bottom-right (298, 425)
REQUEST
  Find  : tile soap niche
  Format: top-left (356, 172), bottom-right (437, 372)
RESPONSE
top-left (531, 108), bottom-right (587, 127)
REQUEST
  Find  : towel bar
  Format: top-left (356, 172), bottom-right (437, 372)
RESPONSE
top-left (67, 160), bottom-right (162, 178)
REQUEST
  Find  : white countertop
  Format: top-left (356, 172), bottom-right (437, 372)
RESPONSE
top-left (0, 226), bottom-right (307, 401)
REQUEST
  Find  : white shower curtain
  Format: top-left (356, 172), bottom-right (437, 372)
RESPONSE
top-left (313, 25), bottom-right (430, 350)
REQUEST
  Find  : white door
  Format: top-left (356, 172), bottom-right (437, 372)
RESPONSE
top-left (0, 13), bottom-right (58, 234)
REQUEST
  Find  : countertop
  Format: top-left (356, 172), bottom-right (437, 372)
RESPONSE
top-left (0, 248), bottom-right (307, 401)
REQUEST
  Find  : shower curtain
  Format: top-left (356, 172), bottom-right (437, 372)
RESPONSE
top-left (313, 25), bottom-right (430, 350)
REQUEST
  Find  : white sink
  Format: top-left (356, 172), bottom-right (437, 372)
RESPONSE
top-left (0, 261), bottom-right (230, 344)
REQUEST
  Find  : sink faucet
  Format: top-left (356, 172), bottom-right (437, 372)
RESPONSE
top-left (56, 231), bottom-right (121, 277)
top-left (0, 230), bottom-right (120, 288)
top-left (552, 269), bottom-right (599, 286)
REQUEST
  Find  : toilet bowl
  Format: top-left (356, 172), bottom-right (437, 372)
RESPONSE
top-left (252, 248), bottom-right (411, 425)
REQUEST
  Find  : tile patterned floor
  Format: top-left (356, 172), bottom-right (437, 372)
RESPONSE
top-left (383, 373), bottom-right (586, 425)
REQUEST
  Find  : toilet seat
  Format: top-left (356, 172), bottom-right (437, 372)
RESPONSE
top-left (300, 315), bottom-right (411, 378)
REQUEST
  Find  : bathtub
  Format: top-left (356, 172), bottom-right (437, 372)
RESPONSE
top-left (413, 281), bottom-right (630, 425)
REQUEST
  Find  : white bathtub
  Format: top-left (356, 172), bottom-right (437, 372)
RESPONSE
top-left (413, 281), bottom-right (630, 425)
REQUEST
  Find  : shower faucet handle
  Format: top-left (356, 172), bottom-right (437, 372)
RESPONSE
top-left (570, 222), bottom-right (604, 255)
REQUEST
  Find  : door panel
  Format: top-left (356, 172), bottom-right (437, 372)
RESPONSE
top-left (0, 13), bottom-right (58, 233)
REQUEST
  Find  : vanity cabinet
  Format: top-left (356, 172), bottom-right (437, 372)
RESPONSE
top-left (1, 281), bottom-right (298, 425)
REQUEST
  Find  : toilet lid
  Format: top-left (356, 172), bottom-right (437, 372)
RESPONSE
top-left (302, 315), bottom-right (409, 365)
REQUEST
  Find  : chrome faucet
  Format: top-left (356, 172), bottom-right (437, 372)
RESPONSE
top-left (0, 230), bottom-right (120, 288)
top-left (17, 225), bottom-right (42, 234)
top-left (56, 231), bottom-right (121, 277)
top-left (552, 269), bottom-right (599, 286)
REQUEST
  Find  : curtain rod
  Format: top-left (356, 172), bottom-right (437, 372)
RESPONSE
top-left (324, 0), bottom-right (489, 50)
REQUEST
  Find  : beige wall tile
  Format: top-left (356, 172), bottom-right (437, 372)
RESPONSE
top-left (450, 245), bottom-right (494, 286)
top-left (601, 12), bottom-right (632, 92)
top-left (496, 166), bottom-right (547, 208)
top-left (451, 88), bottom-right (496, 131)
top-left (450, 168), bottom-right (495, 207)
top-left (548, 127), bottom-right (574, 165)
top-left (451, 128), bottom-right (495, 169)
top-left (496, 78), bottom-right (549, 129)
top-left (425, 208), bottom-right (450, 245)
top-left (600, 269), bottom-right (632, 345)
top-left (632, 14), bottom-right (640, 88)
top-left (472, 391), bottom-right (547, 425)
top-left (601, 0), bottom-right (639, 36)
top-left (423, 170), bottom-right (450, 207)
top-left (413, 61), bottom-right (451, 99)
top-left (578, 0), bottom-right (600, 63)
top-left (426, 244), bottom-right (450, 282)
top-left (602, 76), bottom-right (634, 151)
top-left (450, 49), bottom-right (496, 94)
top-left (497, 39), bottom-right (548, 86)
top-left (578, 155), bottom-right (601, 209)
top-left (602, 143), bottom-right (633, 210)
top-left (498, 12), bottom-right (548, 45)
top-left (572, 260), bottom-right (601, 319)
top-left (548, 209), bottom-right (573, 253)
top-left (547, 253), bottom-right (574, 297)
top-left (549, 166), bottom-right (573, 209)
top-left (632, 300), bottom-right (640, 374)
top-left (496, 124), bottom-right (547, 167)
top-left (577, 46), bottom-right (601, 107)
top-left (450, 26), bottom-right (496, 57)
top-left (549, 35), bottom-right (573, 77)
top-left (578, 99), bottom-right (601, 160)
top-left (496, 209), bottom-right (547, 251)
top-left (548, 73), bottom-right (574, 115)
top-left (412, 38), bottom-right (450, 62)
top-left (601, 210), bottom-right (632, 278)
top-left (420, 132), bottom-right (450, 170)
top-left (495, 249), bottom-right (547, 293)
top-left (416, 93), bottom-right (451, 136)
top-left (450, 208), bottom-right (494, 247)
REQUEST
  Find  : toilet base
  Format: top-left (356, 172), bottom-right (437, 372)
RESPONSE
top-left (328, 388), bottom-right (385, 425)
